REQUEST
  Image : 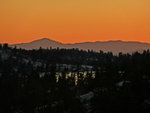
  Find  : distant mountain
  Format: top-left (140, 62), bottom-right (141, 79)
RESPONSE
top-left (11, 38), bottom-right (63, 49)
top-left (11, 38), bottom-right (150, 54)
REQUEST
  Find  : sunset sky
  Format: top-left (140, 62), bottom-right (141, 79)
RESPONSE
top-left (0, 0), bottom-right (150, 44)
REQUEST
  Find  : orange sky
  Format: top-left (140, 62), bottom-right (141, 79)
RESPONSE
top-left (0, 0), bottom-right (150, 44)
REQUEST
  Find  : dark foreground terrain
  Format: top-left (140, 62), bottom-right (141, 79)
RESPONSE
top-left (0, 44), bottom-right (150, 113)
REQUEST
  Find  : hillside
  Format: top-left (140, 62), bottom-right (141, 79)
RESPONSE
top-left (11, 38), bottom-right (150, 54)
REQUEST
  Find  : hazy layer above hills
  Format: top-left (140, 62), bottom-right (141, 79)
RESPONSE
top-left (11, 38), bottom-right (150, 54)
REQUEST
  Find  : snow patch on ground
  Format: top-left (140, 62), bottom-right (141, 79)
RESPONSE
top-left (33, 62), bottom-right (42, 67)
top-left (80, 92), bottom-right (94, 102)
top-left (1, 53), bottom-right (9, 61)
top-left (116, 81), bottom-right (131, 87)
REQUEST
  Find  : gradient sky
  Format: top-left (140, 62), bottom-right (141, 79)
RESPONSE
top-left (0, 0), bottom-right (150, 44)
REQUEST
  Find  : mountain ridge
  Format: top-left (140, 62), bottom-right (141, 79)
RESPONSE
top-left (10, 38), bottom-right (150, 54)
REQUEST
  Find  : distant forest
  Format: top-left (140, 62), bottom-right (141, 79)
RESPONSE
top-left (0, 44), bottom-right (150, 113)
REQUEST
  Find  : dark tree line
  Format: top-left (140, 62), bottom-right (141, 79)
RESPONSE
top-left (0, 45), bottom-right (150, 113)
